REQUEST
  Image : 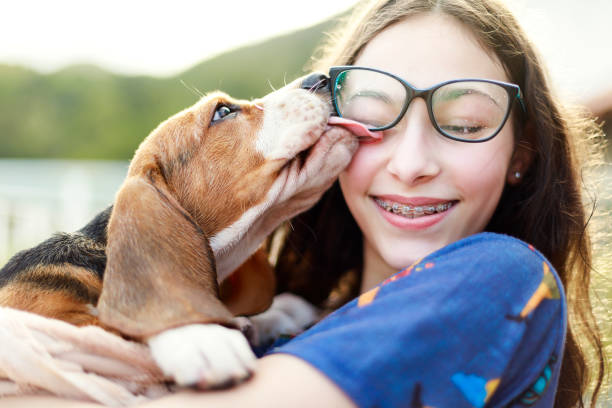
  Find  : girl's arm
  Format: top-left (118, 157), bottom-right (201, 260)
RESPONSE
top-left (2, 354), bottom-right (355, 408)
top-left (142, 354), bottom-right (355, 408)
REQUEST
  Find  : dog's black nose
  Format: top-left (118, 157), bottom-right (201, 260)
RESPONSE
top-left (301, 73), bottom-right (329, 93)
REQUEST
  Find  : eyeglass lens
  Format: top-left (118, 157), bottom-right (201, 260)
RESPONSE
top-left (333, 69), bottom-right (511, 141)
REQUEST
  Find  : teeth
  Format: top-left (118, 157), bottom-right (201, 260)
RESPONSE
top-left (375, 198), bottom-right (453, 218)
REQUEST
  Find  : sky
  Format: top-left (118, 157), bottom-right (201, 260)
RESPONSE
top-left (1, 0), bottom-right (611, 104)
top-left (504, 0), bottom-right (612, 104)
top-left (0, 0), bottom-right (357, 76)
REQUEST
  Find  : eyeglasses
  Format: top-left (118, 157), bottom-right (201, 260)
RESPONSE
top-left (328, 66), bottom-right (526, 143)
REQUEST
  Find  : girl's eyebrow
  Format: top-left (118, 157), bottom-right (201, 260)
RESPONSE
top-left (350, 89), bottom-right (394, 103)
top-left (437, 87), bottom-right (502, 108)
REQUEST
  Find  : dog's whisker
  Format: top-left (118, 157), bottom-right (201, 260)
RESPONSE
top-left (267, 79), bottom-right (277, 92)
top-left (180, 80), bottom-right (205, 98)
top-left (193, 86), bottom-right (204, 97)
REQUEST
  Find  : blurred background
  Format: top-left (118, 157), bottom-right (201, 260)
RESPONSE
top-left (0, 0), bottom-right (611, 401)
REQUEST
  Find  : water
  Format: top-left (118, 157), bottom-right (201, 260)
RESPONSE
top-left (0, 158), bottom-right (128, 261)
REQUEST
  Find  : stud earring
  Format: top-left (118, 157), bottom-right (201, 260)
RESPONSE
top-left (514, 171), bottom-right (521, 179)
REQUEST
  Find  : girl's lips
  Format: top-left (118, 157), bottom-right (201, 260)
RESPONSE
top-left (327, 116), bottom-right (383, 142)
top-left (374, 195), bottom-right (454, 207)
top-left (372, 196), bottom-right (457, 230)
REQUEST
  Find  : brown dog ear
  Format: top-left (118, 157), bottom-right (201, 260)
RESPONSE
top-left (219, 248), bottom-right (275, 317)
top-left (97, 164), bottom-right (233, 340)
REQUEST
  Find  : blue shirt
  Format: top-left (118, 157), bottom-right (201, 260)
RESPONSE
top-left (268, 232), bottom-right (566, 408)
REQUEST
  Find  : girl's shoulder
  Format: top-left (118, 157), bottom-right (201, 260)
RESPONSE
top-left (373, 232), bottom-right (564, 312)
top-left (420, 231), bottom-right (559, 286)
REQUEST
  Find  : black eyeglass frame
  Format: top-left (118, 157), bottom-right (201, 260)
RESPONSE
top-left (328, 65), bottom-right (526, 143)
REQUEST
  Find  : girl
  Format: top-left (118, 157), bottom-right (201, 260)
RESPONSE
top-left (4, 0), bottom-right (607, 407)
top-left (269, 1), bottom-right (608, 407)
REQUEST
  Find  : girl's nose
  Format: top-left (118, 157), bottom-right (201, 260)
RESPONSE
top-left (386, 99), bottom-right (441, 185)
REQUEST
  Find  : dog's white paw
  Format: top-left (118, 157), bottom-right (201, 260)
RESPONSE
top-left (248, 293), bottom-right (320, 347)
top-left (147, 323), bottom-right (256, 388)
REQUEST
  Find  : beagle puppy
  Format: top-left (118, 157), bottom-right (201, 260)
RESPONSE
top-left (0, 73), bottom-right (368, 388)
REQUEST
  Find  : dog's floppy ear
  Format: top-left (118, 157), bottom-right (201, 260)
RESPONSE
top-left (97, 161), bottom-right (233, 340)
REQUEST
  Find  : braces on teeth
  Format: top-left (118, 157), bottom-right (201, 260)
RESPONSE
top-left (375, 198), bottom-right (453, 217)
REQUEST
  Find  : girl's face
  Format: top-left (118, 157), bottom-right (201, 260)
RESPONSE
top-left (339, 13), bottom-right (519, 276)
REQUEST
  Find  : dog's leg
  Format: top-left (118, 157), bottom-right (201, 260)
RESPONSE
top-left (247, 293), bottom-right (320, 347)
top-left (148, 323), bottom-right (255, 388)
top-left (219, 248), bottom-right (275, 317)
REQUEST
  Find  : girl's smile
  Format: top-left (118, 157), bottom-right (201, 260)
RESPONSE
top-left (372, 195), bottom-right (456, 230)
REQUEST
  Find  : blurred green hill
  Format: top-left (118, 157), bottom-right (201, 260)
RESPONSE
top-left (0, 17), bottom-right (338, 160)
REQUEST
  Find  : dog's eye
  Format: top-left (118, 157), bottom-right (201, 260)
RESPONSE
top-left (211, 104), bottom-right (237, 123)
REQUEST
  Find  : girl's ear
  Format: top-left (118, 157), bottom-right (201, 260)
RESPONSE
top-left (507, 121), bottom-right (536, 186)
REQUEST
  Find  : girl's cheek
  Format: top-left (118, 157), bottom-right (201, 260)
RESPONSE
top-left (342, 144), bottom-right (382, 190)
top-left (451, 144), bottom-right (512, 195)
top-left (452, 139), bottom-right (511, 173)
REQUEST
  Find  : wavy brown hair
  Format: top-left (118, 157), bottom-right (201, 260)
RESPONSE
top-left (272, 0), bottom-right (608, 406)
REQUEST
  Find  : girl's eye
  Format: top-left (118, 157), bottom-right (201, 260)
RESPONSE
top-left (212, 104), bottom-right (236, 123)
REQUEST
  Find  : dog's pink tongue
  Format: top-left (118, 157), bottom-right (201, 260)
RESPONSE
top-left (327, 116), bottom-right (383, 142)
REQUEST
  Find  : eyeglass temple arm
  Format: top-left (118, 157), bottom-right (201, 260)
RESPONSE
top-left (516, 88), bottom-right (527, 113)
